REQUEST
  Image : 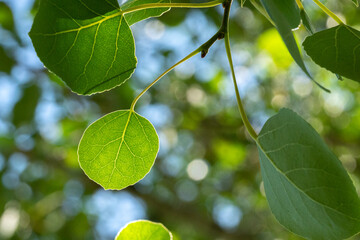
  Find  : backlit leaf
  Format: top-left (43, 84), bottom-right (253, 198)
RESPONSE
top-left (122, 0), bottom-right (170, 26)
top-left (303, 24), bottom-right (360, 83)
top-left (78, 110), bottom-right (159, 190)
top-left (257, 108), bottom-right (360, 239)
top-left (29, 0), bottom-right (170, 95)
top-left (115, 220), bottom-right (172, 240)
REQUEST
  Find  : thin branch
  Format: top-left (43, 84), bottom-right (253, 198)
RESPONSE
top-left (223, 0), bottom-right (258, 140)
top-left (130, 0), bottom-right (233, 110)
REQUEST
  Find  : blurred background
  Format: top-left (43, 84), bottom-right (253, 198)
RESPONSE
top-left (0, 0), bottom-right (360, 239)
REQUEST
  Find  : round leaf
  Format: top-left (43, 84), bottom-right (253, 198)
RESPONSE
top-left (29, 0), bottom-right (137, 95)
top-left (115, 220), bottom-right (172, 240)
top-left (78, 110), bottom-right (159, 190)
top-left (29, 0), bottom-right (172, 95)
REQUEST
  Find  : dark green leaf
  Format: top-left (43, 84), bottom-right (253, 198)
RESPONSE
top-left (29, 0), bottom-right (136, 95)
top-left (260, 0), bottom-right (313, 78)
top-left (78, 110), bottom-right (159, 190)
top-left (0, 45), bottom-right (15, 73)
top-left (13, 84), bottom-right (41, 127)
top-left (300, 9), bottom-right (314, 35)
top-left (115, 220), bottom-right (172, 240)
top-left (257, 108), bottom-right (360, 239)
top-left (29, 0), bottom-right (170, 95)
top-left (0, 2), bottom-right (14, 32)
top-left (303, 24), bottom-right (360, 83)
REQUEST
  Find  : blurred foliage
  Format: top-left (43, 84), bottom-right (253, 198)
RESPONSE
top-left (0, 0), bottom-right (360, 240)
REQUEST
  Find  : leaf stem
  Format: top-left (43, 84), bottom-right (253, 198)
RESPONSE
top-left (130, 48), bottom-right (201, 111)
top-left (122, 0), bottom-right (224, 15)
top-left (295, 0), bottom-right (304, 10)
top-left (130, 0), bottom-right (235, 110)
top-left (312, 0), bottom-right (344, 25)
top-left (223, 1), bottom-right (258, 140)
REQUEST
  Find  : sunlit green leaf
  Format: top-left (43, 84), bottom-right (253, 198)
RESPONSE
top-left (122, 0), bottom-right (170, 26)
top-left (257, 108), bottom-right (360, 239)
top-left (115, 220), bottom-right (172, 240)
top-left (78, 110), bottom-right (159, 190)
top-left (29, 0), bottom-right (170, 95)
top-left (303, 24), bottom-right (360, 83)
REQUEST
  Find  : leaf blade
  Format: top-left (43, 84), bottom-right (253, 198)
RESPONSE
top-left (78, 110), bottom-right (159, 190)
top-left (122, 0), bottom-right (171, 26)
top-left (29, 0), bottom-right (137, 95)
top-left (115, 220), bottom-right (172, 240)
top-left (257, 108), bottom-right (360, 239)
top-left (303, 24), bottom-right (360, 83)
top-left (259, 0), bottom-right (314, 80)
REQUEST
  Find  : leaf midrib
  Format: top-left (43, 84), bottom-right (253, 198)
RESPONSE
top-left (107, 110), bottom-right (133, 189)
top-left (256, 138), bottom-right (360, 222)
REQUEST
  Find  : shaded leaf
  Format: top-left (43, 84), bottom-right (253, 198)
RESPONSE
top-left (303, 24), bottom-right (360, 83)
top-left (29, 0), bottom-right (170, 95)
top-left (0, 45), bottom-right (15, 73)
top-left (300, 9), bottom-right (314, 35)
top-left (0, 2), bottom-right (14, 32)
top-left (13, 84), bottom-right (41, 127)
top-left (257, 108), bottom-right (360, 239)
top-left (78, 110), bottom-right (159, 190)
top-left (260, 0), bottom-right (312, 78)
top-left (115, 220), bottom-right (172, 240)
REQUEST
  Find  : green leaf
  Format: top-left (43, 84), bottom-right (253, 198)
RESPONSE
top-left (257, 108), bottom-right (360, 239)
top-left (29, 0), bottom-right (170, 95)
top-left (303, 24), bottom-right (360, 83)
top-left (78, 110), bottom-right (159, 190)
top-left (261, 0), bottom-right (301, 29)
top-left (259, 0), bottom-right (311, 77)
top-left (115, 220), bottom-right (172, 240)
top-left (13, 84), bottom-right (41, 127)
top-left (122, 0), bottom-right (170, 26)
top-left (0, 45), bottom-right (15, 73)
top-left (0, 2), bottom-right (15, 32)
top-left (300, 9), bottom-right (314, 35)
